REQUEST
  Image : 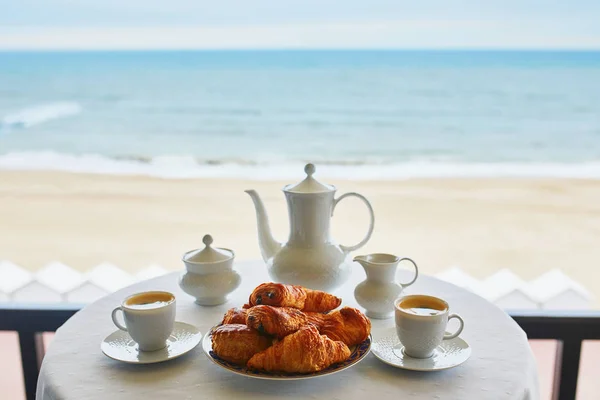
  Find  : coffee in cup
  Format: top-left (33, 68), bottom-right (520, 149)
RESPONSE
top-left (111, 291), bottom-right (176, 351)
top-left (125, 291), bottom-right (174, 310)
top-left (394, 294), bottom-right (464, 358)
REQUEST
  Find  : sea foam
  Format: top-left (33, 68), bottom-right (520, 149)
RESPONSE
top-left (1, 102), bottom-right (82, 130)
top-left (2, 151), bottom-right (600, 180)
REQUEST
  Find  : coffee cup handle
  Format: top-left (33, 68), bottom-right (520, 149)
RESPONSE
top-left (443, 314), bottom-right (464, 340)
top-left (397, 258), bottom-right (419, 287)
top-left (111, 307), bottom-right (128, 332)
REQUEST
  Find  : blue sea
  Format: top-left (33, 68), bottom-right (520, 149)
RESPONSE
top-left (1, 50), bottom-right (600, 179)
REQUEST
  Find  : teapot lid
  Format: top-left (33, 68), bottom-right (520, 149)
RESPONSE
top-left (283, 163), bottom-right (334, 194)
top-left (185, 234), bottom-right (233, 263)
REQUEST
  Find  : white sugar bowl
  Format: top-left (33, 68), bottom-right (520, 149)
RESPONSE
top-left (179, 234), bottom-right (241, 306)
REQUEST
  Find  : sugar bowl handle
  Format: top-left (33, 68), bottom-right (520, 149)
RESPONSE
top-left (333, 192), bottom-right (375, 253)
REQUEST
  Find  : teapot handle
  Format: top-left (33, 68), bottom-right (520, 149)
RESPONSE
top-left (333, 192), bottom-right (375, 253)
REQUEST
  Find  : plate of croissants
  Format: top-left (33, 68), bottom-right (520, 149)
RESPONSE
top-left (202, 282), bottom-right (372, 379)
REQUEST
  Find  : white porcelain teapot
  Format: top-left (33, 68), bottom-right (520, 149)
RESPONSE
top-left (245, 163), bottom-right (375, 291)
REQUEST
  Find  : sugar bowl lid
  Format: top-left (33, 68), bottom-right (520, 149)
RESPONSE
top-left (184, 234), bottom-right (233, 263)
top-left (283, 163), bottom-right (334, 193)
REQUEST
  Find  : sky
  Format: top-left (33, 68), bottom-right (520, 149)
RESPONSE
top-left (1, 0), bottom-right (600, 50)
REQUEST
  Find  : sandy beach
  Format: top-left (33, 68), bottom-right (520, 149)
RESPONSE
top-left (1, 170), bottom-right (600, 305)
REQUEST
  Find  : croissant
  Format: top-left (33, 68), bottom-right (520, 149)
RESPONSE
top-left (247, 325), bottom-right (351, 373)
top-left (306, 307), bottom-right (371, 346)
top-left (246, 305), bottom-right (307, 338)
top-left (222, 307), bottom-right (248, 325)
top-left (211, 324), bottom-right (272, 365)
top-left (249, 282), bottom-right (341, 312)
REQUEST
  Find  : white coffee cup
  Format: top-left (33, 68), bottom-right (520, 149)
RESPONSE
top-left (111, 291), bottom-right (176, 352)
top-left (394, 294), bottom-right (464, 359)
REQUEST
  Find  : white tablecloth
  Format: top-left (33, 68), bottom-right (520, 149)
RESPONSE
top-left (37, 261), bottom-right (539, 400)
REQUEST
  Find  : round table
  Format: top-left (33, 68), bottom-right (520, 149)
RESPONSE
top-left (37, 261), bottom-right (539, 400)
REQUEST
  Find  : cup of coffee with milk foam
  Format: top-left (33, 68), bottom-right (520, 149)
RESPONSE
top-left (111, 291), bottom-right (176, 351)
top-left (394, 294), bottom-right (464, 358)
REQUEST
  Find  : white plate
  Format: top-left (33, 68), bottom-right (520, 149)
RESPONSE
top-left (372, 331), bottom-right (471, 371)
top-left (202, 324), bottom-right (372, 380)
top-left (101, 321), bottom-right (201, 364)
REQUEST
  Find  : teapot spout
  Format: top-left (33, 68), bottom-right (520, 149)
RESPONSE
top-left (245, 190), bottom-right (282, 262)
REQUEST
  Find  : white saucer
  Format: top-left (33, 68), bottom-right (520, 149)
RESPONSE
top-left (101, 321), bottom-right (201, 364)
top-left (372, 332), bottom-right (471, 371)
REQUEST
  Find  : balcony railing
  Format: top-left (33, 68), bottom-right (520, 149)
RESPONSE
top-left (0, 303), bottom-right (81, 400)
top-left (509, 310), bottom-right (600, 400)
top-left (1, 304), bottom-right (599, 400)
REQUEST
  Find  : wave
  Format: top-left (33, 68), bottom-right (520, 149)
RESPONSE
top-left (2, 151), bottom-right (600, 179)
top-left (1, 102), bottom-right (82, 130)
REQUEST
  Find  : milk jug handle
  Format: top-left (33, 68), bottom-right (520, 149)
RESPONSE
top-left (396, 257), bottom-right (419, 287)
top-left (333, 192), bottom-right (375, 253)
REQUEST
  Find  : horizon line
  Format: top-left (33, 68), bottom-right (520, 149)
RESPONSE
top-left (2, 47), bottom-right (600, 52)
